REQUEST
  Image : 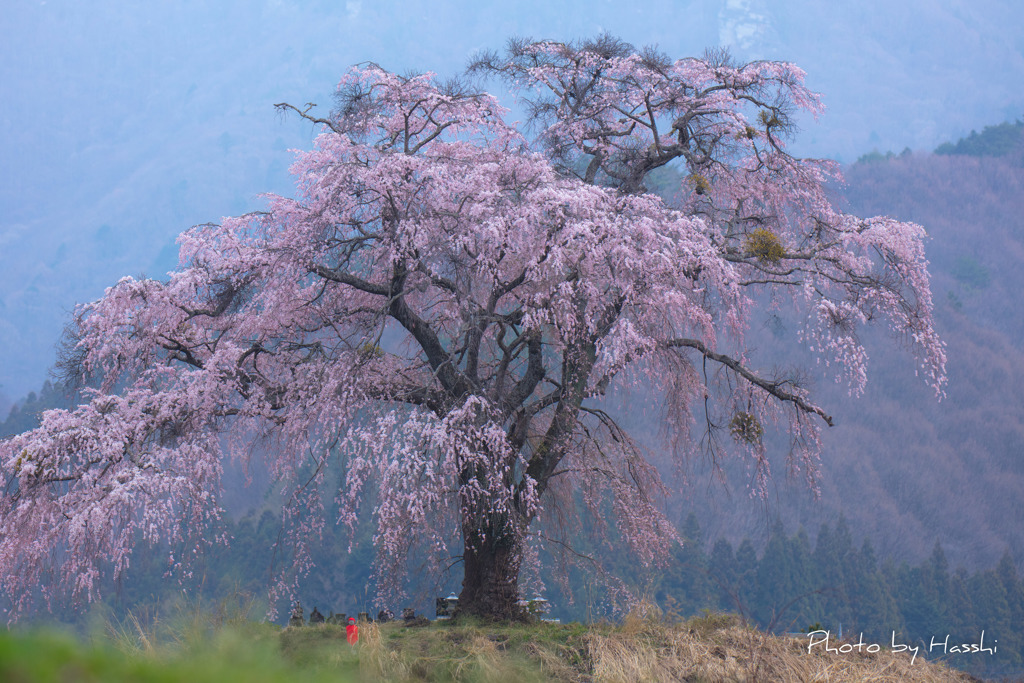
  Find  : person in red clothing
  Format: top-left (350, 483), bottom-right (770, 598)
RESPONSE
top-left (346, 616), bottom-right (358, 645)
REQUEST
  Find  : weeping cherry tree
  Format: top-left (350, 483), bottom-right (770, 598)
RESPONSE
top-left (0, 37), bottom-right (945, 620)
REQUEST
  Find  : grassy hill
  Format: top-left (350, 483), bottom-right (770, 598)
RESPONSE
top-left (0, 608), bottom-right (984, 682)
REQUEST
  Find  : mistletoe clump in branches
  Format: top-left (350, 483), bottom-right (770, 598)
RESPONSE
top-left (0, 36), bottom-right (944, 621)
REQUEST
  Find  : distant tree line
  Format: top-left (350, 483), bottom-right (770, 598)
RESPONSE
top-left (0, 381), bottom-right (73, 439)
top-left (934, 119), bottom-right (1024, 158)
top-left (654, 514), bottom-right (1023, 677)
top-left (855, 146), bottom-right (914, 165)
top-left (855, 118), bottom-right (1024, 164)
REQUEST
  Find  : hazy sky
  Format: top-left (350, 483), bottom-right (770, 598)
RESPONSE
top-left (1, 0), bottom-right (1022, 402)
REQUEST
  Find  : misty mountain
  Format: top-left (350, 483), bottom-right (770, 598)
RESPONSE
top-left (2, 0), bottom-right (1023, 403)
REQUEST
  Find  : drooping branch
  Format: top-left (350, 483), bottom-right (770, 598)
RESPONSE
top-left (312, 264), bottom-right (390, 296)
top-left (274, 102), bottom-right (342, 134)
top-left (665, 337), bottom-right (833, 427)
top-left (501, 332), bottom-right (545, 418)
top-left (387, 274), bottom-right (473, 401)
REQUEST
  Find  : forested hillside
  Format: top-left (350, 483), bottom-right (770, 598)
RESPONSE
top-left (822, 131), bottom-right (1024, 565)
top-left (672, 126), bottom-right (1024, 575)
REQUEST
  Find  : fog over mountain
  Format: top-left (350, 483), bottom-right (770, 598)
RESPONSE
top-left (2, 0), bottom-right (1022, 406)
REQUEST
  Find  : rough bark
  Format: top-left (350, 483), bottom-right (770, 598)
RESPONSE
top-left (458, 518), bottom-right (525, 620)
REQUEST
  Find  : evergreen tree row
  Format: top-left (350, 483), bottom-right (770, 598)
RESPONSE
top-left (655, 514), bottom-right (1023, 677)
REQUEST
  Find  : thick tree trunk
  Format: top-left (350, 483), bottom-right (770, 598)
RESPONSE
top-left (457, 518), bottom-right (524, 620)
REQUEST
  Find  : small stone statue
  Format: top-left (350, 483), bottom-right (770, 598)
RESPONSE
top-left (309, 606), bottom-right (325, 624)
top-left (436, 593), bottom-right (459, 618)
top-left (288, 601), bottom-right (305, 628)
top-left (376, 608), bottom-right (393, 623)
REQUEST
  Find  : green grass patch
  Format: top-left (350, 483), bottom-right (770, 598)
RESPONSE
top-left (0, 626), bottom-right (356, 683)
top-left (0, 606), bottom-right (975, 682)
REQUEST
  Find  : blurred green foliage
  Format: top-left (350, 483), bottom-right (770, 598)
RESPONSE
top-left (935, 120), bottom-right (1023, 157)
top-left (0, 625), bottom-right (356, 683)
top-left (951, 255), bottom-right (991, 290)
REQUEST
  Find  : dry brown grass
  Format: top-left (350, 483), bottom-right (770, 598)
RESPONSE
top-left (275, 610), bottom-right (981, 682)
top-left (358, 622), bottom-right (413, 680)
top-left (586, 611), bottom-right (979, 683)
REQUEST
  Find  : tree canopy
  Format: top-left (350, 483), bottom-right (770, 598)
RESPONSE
top-left (0, 36), bottom-right (945, 620)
